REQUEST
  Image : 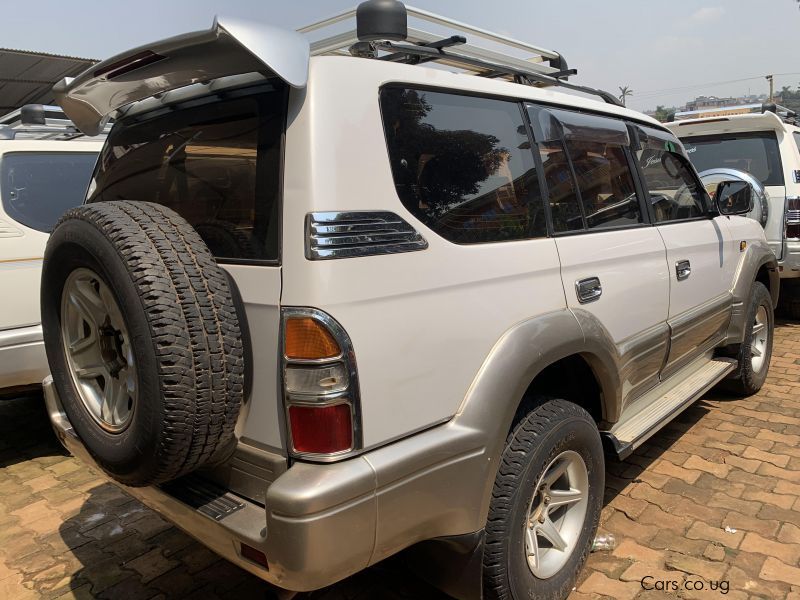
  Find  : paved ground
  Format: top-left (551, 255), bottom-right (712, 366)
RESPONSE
top-left (0, 320), bottom-right (799, 599)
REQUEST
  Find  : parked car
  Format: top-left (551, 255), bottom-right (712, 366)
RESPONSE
top-left (666, 104), bottom-right (800, 318)
top-left (40, 3), bottom-right (777, 599)
top-left (0, 105), bottom-right (102, 393)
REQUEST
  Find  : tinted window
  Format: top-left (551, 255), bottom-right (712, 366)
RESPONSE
top-left (380, 87), bottom-right (546, 244)
top-left (637, 127), bottom-right (708, 222)
top-left (89, 87), bottom-right (286, 261)
top-left (681, 131), bottom-right (784, 187)
top-left (1, 152), bottom-right (97, 232)
top-left (527, 105), bottom-right (642, 231)
top-left (794, 132), bottom-right (800, 155)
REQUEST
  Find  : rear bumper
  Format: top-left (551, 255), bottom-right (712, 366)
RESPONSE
top-left (779, 240), bottom-right (800, 278)
top-left (0, 325), bottom-right (48, 389)
top-left (43, 377), bottom-right (487, 592)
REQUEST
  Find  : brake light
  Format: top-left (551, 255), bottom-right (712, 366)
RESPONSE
top-left (787, 197), bottom-right (800, 239)
top-left (282, 310), bottom-right (361, 458)
top-left (289, 404), bottom-right (353, 454)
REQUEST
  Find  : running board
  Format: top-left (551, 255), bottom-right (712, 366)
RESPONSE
top-left (603, 357), bottom-right (736, 459)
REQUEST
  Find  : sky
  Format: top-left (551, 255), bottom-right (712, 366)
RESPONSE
top-left (3, 0), bottom-right (800, 112)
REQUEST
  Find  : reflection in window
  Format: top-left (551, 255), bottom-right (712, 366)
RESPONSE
top-left (1, 153), bottom-right (98, 232)
top-left (566, 140), bottom-right (641, 230)
top-left (539, 140), bottom-right (581, 232)
top-left (88, 89), bottom-right (286, 261)
top-left (380, 88), bottom-right (546, 244)
top-left (637, 127), bottom-right (707, 223)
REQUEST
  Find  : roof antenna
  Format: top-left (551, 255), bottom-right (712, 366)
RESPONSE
top-left (356, 0), bottom-right (408, 41)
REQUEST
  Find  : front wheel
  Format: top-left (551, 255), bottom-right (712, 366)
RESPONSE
top-left (723, 282), bottom-right (774, 396)
top-left (483, 398), bottom-right (604, 600)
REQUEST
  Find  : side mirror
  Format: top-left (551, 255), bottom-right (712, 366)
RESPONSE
top-left (715, 180), bottom-right (754, 216)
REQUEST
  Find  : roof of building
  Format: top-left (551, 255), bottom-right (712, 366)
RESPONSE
top-left (0, 48), bottom-right (96, 117)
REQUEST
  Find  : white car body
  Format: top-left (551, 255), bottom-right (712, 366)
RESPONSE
top-left (41, 8), bottom-right (778, 596)
top-left (0, 139), bottom-right (101, 390)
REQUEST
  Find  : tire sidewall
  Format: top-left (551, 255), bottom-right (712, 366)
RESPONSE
top-left (737, 283), bottom-right (774, 394)
top-left (42, 219), bottom-right (165, 483)
top-left (489, 402), bottom-right (604, 600)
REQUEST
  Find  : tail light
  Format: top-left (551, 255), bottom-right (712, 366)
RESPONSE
top-left (281, 308), bottom-right (361, 459)
top-left (787, 196), bottom-right (800, 239)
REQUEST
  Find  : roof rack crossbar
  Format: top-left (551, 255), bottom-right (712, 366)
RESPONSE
top-left (0, 104), bottom-right (111, 139)
top-left (373, 41), bottom-right (622, 106)
top-left (299, 3), bottom-right (621, 106)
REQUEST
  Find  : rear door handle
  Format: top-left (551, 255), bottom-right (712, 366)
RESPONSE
top-left (676, 260), bottom-right (691, 281)
top-left (576, 277), bottom-right (602, 304)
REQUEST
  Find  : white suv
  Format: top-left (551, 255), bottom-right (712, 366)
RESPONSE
top-left (0, 105), bottom-right (101, 392)
top-left (40, 3), bottom-right (777, 599)
top-left (666, 105), bottom-right (800, 317)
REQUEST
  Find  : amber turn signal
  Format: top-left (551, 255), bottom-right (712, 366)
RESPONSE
top-left (285, 317), bottom-right (341, 359)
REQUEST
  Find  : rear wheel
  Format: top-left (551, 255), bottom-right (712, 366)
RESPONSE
top-left (483, 398), bottom-right (604, 600)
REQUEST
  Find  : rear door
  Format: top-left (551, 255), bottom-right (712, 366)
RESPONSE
top-left (86, 84), bottom-right (288, 461)
top-left (681, 131), bottom-right (785, 259)
top-left (526, 105), bottom-right (670, 407)
top-left (636, 126), bottom-right (734, 376)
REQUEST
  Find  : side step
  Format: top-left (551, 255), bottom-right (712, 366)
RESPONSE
top-left (603, 357), bottom-right (736, 459)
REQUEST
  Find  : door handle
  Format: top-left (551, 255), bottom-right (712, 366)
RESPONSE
top-left (576, 277), bottom-right (602, 304)
top-left (676, 260), bottom-right (691, 281)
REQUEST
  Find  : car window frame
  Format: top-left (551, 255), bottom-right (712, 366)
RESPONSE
top-left (523, 102), bottom-right (653, 237)
top-left (0, 150), bottom-right (99, 233)
top-left (88, 80), bottom-right (288, 267)
top-left (632, 125), bottom-right (713, 227)
top-left (377, 83), bottom-right (551, 245)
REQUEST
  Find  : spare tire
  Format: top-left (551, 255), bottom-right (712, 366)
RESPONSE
top-left (41, 201), bottom-right (245, 486)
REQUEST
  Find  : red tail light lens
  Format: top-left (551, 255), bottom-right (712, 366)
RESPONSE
top-left (288, 404), bottom-right (353, 454)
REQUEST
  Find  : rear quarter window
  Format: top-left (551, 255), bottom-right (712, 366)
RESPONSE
top-left (681, 131), bottom-right (784, 187)
top-left (1, 152), bottom-right (98, 232)
top-left (379, 87), bottom-right (546, 244)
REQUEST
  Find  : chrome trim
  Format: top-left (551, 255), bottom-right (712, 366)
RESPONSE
top-left (786, 196), bottom-right (800, 241)
top-left (575, 277), bottom-right (602, 304)
top-left (280, 307), bottom-right (363, 462)
top-left (675, 259), bottom-right (691, 281)
top-left (305, 211), bottom-right (428, 260)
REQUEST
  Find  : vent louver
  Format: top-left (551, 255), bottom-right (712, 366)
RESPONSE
top-left (306, 211), bottom-right (428, 260)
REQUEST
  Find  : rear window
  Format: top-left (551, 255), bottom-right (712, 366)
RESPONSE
top-left (1, 152), bottom-right (98, 232)
top-left (681, 131), bottom-right (784, 187)
top-left (379, 87), bottom-right (546, 244)
top-left (88, 84), bottom-right (286, 262)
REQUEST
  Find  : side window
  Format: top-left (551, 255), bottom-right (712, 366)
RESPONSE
top-left (636, 127), bottom-right (708, 223)
top-left (379, 87), bottom-right (546, 244)
top-left (794, 132), bottom-right (800, 156)
top-left (527, 105), bottom-right (642, 232)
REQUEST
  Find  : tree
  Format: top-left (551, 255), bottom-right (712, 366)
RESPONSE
top-left (653, 105), bottom-right (673, 122)
top-left (618, 86), bottom-right (633, 107)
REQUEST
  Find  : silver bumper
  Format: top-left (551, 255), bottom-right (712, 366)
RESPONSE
top-left (780, 240), bottom-right (800, 278)
top-left (0, 325), bottom-right (49, 389)
top-left (43, 377), bottom-right (488, 592)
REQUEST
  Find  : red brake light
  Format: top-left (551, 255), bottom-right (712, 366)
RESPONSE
top-left (288, 404), bottom-right (353, 454)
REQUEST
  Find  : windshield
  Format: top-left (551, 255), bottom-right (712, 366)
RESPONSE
top-left (1, 152), bottom-right (98, 233)
top-left (681, 131), bottom-right (783, 187)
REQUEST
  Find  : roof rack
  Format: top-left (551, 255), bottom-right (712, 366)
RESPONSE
top-left (671, 103), bottom-right (798, 125)
top-left (0, 104), bottom-right (111, 140)
top-left (299, 1), bottom-right (622, 106)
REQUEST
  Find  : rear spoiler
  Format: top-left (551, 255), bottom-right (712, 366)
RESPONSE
top-left (53, 17), bottom-right (309, 135)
